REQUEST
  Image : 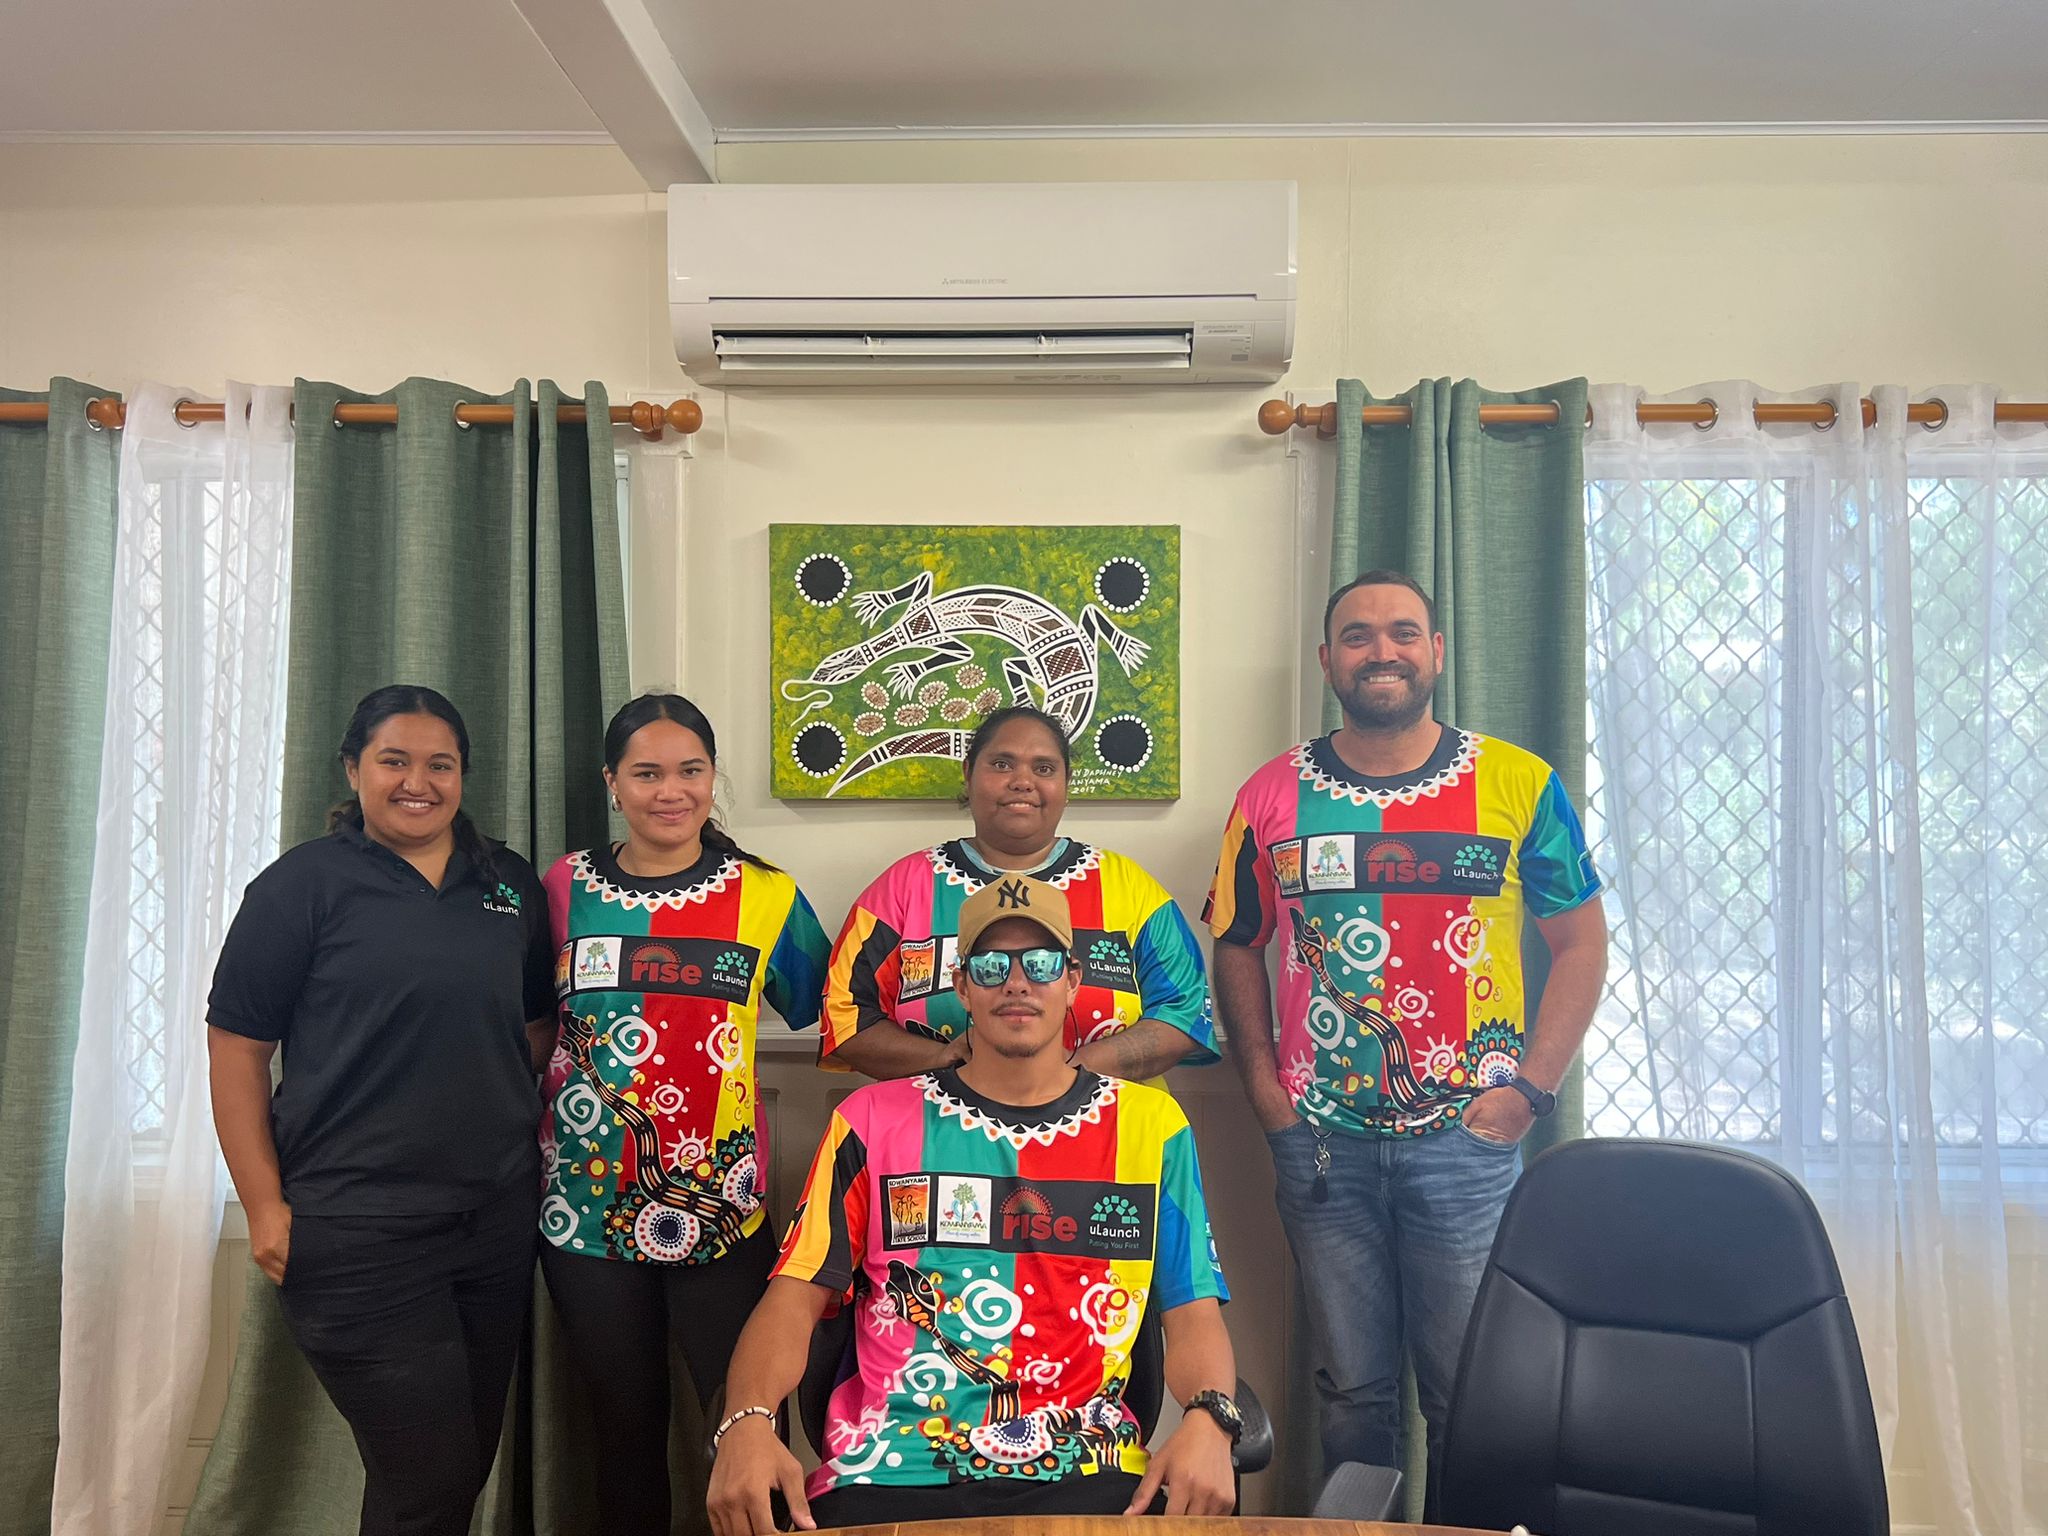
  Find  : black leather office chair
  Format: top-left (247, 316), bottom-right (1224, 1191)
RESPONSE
top-left (1438, 1137), bottom-right (1887, 1536)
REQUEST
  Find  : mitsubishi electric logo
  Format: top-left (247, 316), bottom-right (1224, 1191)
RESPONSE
top-left (940, 276), bottom-right (1009, 286)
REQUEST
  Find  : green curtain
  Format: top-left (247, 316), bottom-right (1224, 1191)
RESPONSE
top-left (186, 376), bottom-right (629, 1536)
top-left (0, 381), bottom-right (121, 1536)
top-left (1280, 375), bottom-right (1590, 1518)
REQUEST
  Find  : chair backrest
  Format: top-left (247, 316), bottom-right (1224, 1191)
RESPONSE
top-left (1126, 1294), bottom-right (1166, 1440)
top-left (1439, 1138), bottom-right (1887, 1536)
top-left (795, 1304), bottom-right (857, 1461)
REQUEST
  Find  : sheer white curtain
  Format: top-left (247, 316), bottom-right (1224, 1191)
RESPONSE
top-left (53, 383), bottom-right (293, 1536)
top-left (1584, 380), bottom-right (2048, 1536)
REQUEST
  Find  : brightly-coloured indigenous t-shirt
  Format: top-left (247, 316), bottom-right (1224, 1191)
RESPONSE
top-left (823, 840), bottom-right (1216, 1066)
top-left (1205, 728), bottom-right (1600, 1138)
top-left (539, 843), bottom-right (828, 1262)
top-left (774, 1068), bottom-right (1227, 1497)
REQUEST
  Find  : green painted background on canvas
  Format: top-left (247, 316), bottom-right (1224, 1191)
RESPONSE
top-left (769, 524), bottom-right (1180, 800)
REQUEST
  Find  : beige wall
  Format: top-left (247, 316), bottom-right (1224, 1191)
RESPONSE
top-left (6, 131), bottom-right (2047, 1532)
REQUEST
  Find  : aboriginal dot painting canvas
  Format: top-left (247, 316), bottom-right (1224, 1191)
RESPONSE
top-left (769, 524), bottom-right (1180, 800)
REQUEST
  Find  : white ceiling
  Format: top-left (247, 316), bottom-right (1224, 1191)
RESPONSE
top-left (0, 0), bottom-right (601, 138)
top-left (4, 0), bottom-right (2043, 147)
top-left (657, 0), bottom-right (2048, 136)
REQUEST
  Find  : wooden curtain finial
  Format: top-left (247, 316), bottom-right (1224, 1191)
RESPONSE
top-left (1256, 399), bottom-right (1299, 435)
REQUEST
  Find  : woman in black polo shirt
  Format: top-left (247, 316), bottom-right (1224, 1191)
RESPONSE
top-left (208, 685), bottom-right (555, 1536)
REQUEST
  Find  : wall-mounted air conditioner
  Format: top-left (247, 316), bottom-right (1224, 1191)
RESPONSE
top-left (669, 180), bottom-right (1295, 386)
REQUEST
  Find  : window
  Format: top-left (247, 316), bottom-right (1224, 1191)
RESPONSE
top-left (116, 472), bottom-right (288, 1140)
top-left (1583, 459), bottom-right (2048, 1152)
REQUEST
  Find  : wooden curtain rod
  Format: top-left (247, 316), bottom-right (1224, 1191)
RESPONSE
top-left (0, 396), bottom-right (704, 440)
top-left (1258, 397), bottom-right (2048, 437)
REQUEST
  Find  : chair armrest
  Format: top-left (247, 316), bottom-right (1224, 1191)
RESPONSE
top-left (1230, 1376), bottom-right (1274, 1475)
top-left (1312, 1462), bottom-right (1404, 1521)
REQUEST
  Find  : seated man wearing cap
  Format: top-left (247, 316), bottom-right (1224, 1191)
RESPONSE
top-left (707, 874), bottom-right (1242, 1535)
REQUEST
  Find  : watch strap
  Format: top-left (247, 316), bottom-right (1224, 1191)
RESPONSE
top-left (1186, 1389), bottom-right (1244, 1443)
top-left (1508, 1075), bottom-right (1556, 1117)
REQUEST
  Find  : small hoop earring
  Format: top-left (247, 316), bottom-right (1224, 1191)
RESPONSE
top-left (609, 794), bottom-right (621, 812)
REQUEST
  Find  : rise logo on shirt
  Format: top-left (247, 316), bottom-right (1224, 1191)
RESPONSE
top-left (1270, 832), bottom-right (1511, 898)
top-left (562, 935), bottom-right (761, 1001)
top-left (886, 1173), bottom-right (1155, 1257)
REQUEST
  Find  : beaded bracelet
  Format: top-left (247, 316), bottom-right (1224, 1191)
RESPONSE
top-left (712, 1403), bottom-right (777, 1454)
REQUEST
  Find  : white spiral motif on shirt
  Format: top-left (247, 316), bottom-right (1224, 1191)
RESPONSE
top-left (1305, 995), bottom-right (1348, 1048)
top-left (1078, 1279), bottom-right (1145, 1350)
top-left (555, 1082), bottom-right (603, 1136)
top-left (1393, 986), bottom-right (1431, 1020)
top-left (539, 1135), bottom-right (560, 1180)
top-left (610, 1016), bottom-right (658, 1067)
top-left (707, 1018), bottom-right (745, 1072)
top-left (957, 1277), bottom-right (1024, 1340)
top-left (896, 1351), bottom-right (960, 1397)
top-left (1444, 914), bottom-right (1487, 971)
top-left (827, 1435), bottom-right (891, 1477)
top-left (1013, 1357), bottom-right (1063, 1387)
top-left (1334, 915), bottom-right (1391, 974)
top-left (539, 1195), bottom-right (577, 1244)
top-left (648, 1082), bottom-right (687, 1117)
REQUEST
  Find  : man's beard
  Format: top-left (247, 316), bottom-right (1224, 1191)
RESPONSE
top-left (1335, 664), bottom-right (1437, 732)
top-left (980, 1027), bottom-right (1056, 1060)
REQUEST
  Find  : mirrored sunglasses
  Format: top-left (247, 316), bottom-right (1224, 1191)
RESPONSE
top-left (963, 947), bottom-right (1071, 987)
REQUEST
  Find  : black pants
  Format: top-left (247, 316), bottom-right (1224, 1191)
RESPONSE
top-left (277, 1184), bottom-right (539, 1536)
top-left (539, 1225), bottom-right (776, 1536)
top-left (811, 1469), bottom-right (1163, 1526)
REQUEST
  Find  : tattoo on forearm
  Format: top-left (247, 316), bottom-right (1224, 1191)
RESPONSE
top-left (1110, 1026), bottom-right (1155, 1079)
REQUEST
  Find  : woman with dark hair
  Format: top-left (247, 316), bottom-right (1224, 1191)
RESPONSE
top-left (206, 684), bottom-right (556, 1536)
top-left (823, 704), bottom-right (1217, 1084)
top-left (532, 692), bottom-right (828, 1536)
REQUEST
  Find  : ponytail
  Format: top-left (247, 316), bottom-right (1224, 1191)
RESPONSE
top-left (701, 816), bottom-right (779, 874)
top-left (324, 795), bottom-right (500, 884)
top-left (451, 810), bottom-right (501, 887)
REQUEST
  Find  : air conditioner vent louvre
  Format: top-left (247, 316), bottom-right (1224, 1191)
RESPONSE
top-left (712, 330), bottom-right (1194, 372)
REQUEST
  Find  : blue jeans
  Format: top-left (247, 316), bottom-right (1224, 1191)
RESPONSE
top-left (1267, 1118), bottom-right (1521, 1503)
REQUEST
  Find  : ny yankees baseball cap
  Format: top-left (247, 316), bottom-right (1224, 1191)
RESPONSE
top-left (956, 874), bottom-right (1075, 955)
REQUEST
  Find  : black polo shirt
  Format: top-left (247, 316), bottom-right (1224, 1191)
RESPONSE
top-left (208, 820), bottom-right (554, 1215)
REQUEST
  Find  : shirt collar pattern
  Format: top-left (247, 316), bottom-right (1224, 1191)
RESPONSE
top-left (1291, 728), bottom-right (1480, 809)
top-left (917, 1069), bottom-right (1117, 1150)
top-left (567, 846), bottom-right (739, 912)
top-left (928, 839), bottom-right (1099, 892)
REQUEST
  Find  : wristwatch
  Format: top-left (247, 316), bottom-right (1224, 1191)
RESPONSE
top-left (1506, 1075), bottom-right (1556, 1118)
top-left (1185, 1389), bottom-right (1244, 1443)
